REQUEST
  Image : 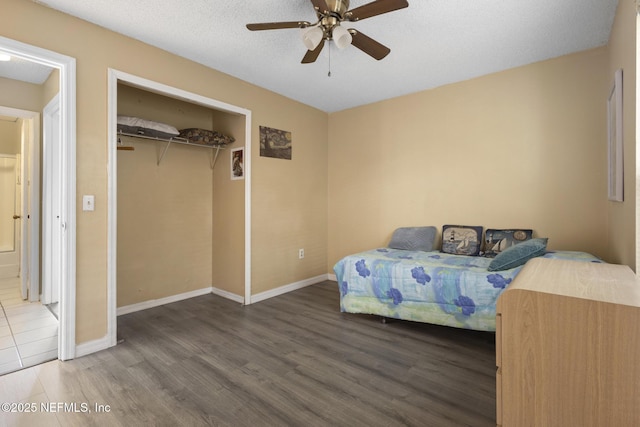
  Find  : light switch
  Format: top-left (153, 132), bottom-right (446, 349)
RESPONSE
top-left (83, 195), bottom-right (95, 211)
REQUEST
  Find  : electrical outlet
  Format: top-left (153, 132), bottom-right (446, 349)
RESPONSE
top-left (298, 249), bottom-right (304, 259)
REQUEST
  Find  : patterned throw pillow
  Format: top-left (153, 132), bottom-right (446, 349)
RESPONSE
top-left (179, 128), bottom-right (235, 146)
top-left (441, 225), bottom-right (483, 256)
top-left (484, 229), bottom-right (533, 258)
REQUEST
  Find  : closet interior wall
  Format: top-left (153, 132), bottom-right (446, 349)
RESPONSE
top-left (116, 83), bottom-right (245, 308)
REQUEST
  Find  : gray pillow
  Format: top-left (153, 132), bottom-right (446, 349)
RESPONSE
top-left (388, 226), bottom-right (437, 252)
top-left (488, 238), bottom-right (548, 271)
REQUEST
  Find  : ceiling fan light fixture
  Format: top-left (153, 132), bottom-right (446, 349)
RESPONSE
top-left (302, 26), bottom-right (324, 50)
top-left (332, 25), bottom-right (352, 49)
top-left (248, 0), bottom-right (408, 63)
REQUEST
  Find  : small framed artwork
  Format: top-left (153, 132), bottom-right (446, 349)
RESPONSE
top-left (607, 68), bottom-right (623, 202)
top-left (259, 125), bottom-right (292, 160)
top-left (231, 147), bottom-right (244, 180)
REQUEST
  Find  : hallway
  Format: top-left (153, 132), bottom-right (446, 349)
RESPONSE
top-left (0, 277), bottom-right (57, 375)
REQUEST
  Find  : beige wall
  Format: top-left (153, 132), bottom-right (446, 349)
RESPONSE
top-left (211, 110), bottom-right (246, 295)
top-left (2, 0), bottom-right (328, 344)
top-left (0, 122), bottom-right (20, 254)
top-left (0, 77), bottom-right (43, 112)
top-left (328, 0), bottom-right (639, 273)
top-left (0, 68), bottom-right (57, 113)
top-left (117, 85), bottom-right (214, 306)
top-left (42, 69), bottom-right (60, 107)
top-left (0, 120), bottom-right (20, 154)
top-left (606, 0), bottom-right (637, 270)
top-left (328, 47), bottom-right (609, 268)
top-left (250, 101), bottom-right (329, 294)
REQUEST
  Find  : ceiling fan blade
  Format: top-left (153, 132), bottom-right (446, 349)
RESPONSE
top-left (347, 0), bottom-right (409, 21)
top-left (309, 0), bottom-right (330, 14)
top-left (349, 30), bottom-right (390, 60)
top-left (247, 21), bottom-right (309, 31)
top-left (301, 39), bottom-right (325, 64)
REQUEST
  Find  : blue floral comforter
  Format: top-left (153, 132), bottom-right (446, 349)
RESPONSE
top-left (333, 248), bottom-right (602, 331)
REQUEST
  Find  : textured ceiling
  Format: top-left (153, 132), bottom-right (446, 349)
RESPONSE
top-left (25, 0), bottom-right (620, 112)
top-left (0, 55), bottom-right (54, 85)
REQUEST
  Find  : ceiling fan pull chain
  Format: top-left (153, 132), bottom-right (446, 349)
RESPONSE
top-left (328, 41), bottom-right (331, 77)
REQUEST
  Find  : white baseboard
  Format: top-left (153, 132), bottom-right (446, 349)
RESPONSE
top-left (251, 274), bottom-right (329, 304)
top-left (117, 287), bottom-right (214, 316)
top-left (211, 286), bottom-right (244, 304)
top-left (328, 273), bottom-right (337, 282)
top-left (75, 335), bottom-right (114, 358)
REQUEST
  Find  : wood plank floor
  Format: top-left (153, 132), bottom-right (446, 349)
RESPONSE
top-left (0, 281), bottom-right (496, 426)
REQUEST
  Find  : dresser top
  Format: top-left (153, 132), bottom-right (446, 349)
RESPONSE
top-left (501, 258), bottom-right (640, 307)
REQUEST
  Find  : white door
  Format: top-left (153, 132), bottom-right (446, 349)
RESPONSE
top-left (0, 154), bottom-right (20, 279)
top-left (42, 95), bottom-right (61, 305)
top-left (20, 118), bottom-right (40, 301)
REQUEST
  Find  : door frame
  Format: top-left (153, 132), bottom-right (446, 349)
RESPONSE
top-left (0, 36), bottom-right (77, 360)
top-left (106, 69), bottom-right (252, 348)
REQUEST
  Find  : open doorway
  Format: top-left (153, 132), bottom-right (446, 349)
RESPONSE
top-left (0, 110), bottom-right (40, 299)
top-left (0, 36), bottom-right (76, 367)
top-left (0, 106), bottom-right (57, 374)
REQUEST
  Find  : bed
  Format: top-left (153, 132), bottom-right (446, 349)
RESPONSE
top-left (333, 247), bottom-right (603, 331)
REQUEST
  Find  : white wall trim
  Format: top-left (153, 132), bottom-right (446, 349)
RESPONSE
top-left (0, 36), bottom-right (76, 361)
top-left (251, 274), bottom-right (329, 304)
top-left (106, 70), bottom-right (119, 350)
top-left (211, 286), bottom-right (244, 304)
top-left (328, 273), bottom-right (337, 282)
top-left (117, 287), bottom-right (214, 316)
top-left (75, 335), bottom-right (113, 358)
top-left (114, 278), bottom-right (326, 318)
top-left (244, 110), bottom-right (252, 305)
top-left (107, 69), bottom-right (252, 349)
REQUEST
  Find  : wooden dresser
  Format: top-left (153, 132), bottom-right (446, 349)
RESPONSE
top-left (495, 258), bottom-right (640, 427)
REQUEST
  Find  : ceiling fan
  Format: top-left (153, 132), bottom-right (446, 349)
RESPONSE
top-left (246, 0), bottom-right (409, 64)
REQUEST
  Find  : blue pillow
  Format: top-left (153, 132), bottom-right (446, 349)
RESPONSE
top-left (488, 238), bottom-right (548, 271)
top-left (484, 228), bottom-right (533, 258)
top-left (388, 226), bottom-right (437, 252)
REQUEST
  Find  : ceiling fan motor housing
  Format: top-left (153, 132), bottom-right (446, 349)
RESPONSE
top-left (324, 0), bottom-right (350, 17)
top-left (320, 0), bottom-right (349, 43)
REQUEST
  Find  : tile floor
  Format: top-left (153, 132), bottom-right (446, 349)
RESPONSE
top-left (0, 277), bottom-right (58, 376)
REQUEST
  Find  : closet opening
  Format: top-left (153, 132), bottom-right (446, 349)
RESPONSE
top-left (107, 70), bottom-right (252, 348)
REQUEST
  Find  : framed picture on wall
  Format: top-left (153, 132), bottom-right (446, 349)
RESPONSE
top-left (259, 125), bottom-right (292, 160)
top-left (607, 68), bottom-right (623, 202)
top-left (231, 147), bottom-right (244, 180)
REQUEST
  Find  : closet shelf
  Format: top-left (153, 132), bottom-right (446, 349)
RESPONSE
top-left (117, 130), bottom-right (225, 168)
